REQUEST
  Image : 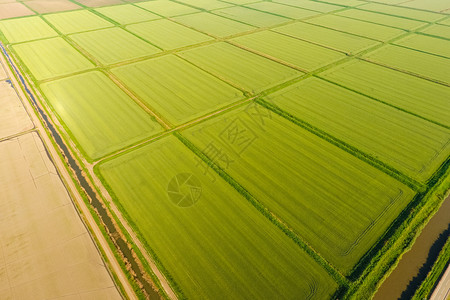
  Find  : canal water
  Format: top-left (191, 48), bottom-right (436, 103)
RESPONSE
top-left (374, 194), bottom-right (450, 300)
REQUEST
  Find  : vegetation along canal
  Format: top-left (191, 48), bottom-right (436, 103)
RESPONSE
top-left (0, 42), bottom-right (161, 299)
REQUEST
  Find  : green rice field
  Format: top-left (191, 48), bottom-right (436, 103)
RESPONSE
top-left (1, 0), bottom-right (449, 299)
top-left (265, 77), bottom-right (450, 182)
top-left (305, 14), bottom-right (405, 41)
top-left (273, 22), bottom-right (380, 54)
top-left (126, 19), bottom-right (213, 50)
top-left (231, 30), bottom-right (345, 71)
top-left (41, 71), bottom-right (162, 160)
top-left (179, 42), bottom-right (302, 92)
top-left (363, 45), bottom-right (450, 84)
top-left (12, 37), bottom-right (94, 80)
top-left (43, 10), bottom-right (114, 34)
top-left (181, 106), bottom-right (415, 273)
top-left (111, 54), bottom-right (244, 125)
top-left (70, 27), bottom-right (161, 65)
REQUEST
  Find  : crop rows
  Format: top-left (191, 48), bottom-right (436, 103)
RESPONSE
top-left (1, 0), bottom-right (450, 299)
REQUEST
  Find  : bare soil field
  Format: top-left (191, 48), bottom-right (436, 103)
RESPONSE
top-left (0, 80), bottom-right (34, 140)
top-left (0, 132), bottom-right (122, 299)
top-left (25, 0), bottom-right (82, 13)
top-left (0, 3), bottom-right (34, 19)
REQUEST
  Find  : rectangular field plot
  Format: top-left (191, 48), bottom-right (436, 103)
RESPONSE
top-left (0, 80), bottom-right (34, 139)
top-left (305, 14), bottom-right (405, 41)
top-left (41, 71), bottom-right (162, 161)
top-left (0, 132), bottom-right (120, 299)
top-left (137, 0), bottom-right (199, 17)
top-left (273, 22), bottom-right (380, 54)
top-left (98, 136), bottom-right (338, 300)
top-left (70, 28), bottom-right (161, 65)
top-left (358, 3), bottom-right (443, 22)
top-left (245, 2), bottom-right (320, 20)
top-left (179, 42), bottom-right (302, 93)
top-left (231, 30), bottom-right (345, 72)
top-left (182, 106), bottom-right (415, 273)
top-left (173, 12), bottom-right (255, 38)
top-left (394, 34), bottom-right (450, 58)
top-left (0, 16), bottom-right (57, 44)
top-left (13, 37), bottom-right (94, 81)
top-left (95, 4), bottom-right (160, 24)
top-left (175, 0), bottom-right (232, 10)
top-left (127, 19), bottom-right (212, 50)
top-left (363, 45), bottom-right (450, 85)
top-left (336, 9), bottom-right (426, 30)
top-left (112, 55), bottom-right (244, 125)
top-left (213, 6), bottom-right (290, 27)
top-left (420, 24), bottom-right (450, 40)
top-left (273, 0), bottom-right (342, 13)
top-left (320, 60), bottom-right (450, 128)
top-left (266, 77), bottom-right (450, 182)
top-left (43, 10), bottom-right (114, 34)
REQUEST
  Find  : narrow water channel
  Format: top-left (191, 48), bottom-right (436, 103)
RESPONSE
top-left (374, 194), bottom-right (450, 300)
top-left (0, 43), bottom-right (161, 299)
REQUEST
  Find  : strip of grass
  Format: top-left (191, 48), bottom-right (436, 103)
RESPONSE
top-left (319, 60), bottom-right (450, 128)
